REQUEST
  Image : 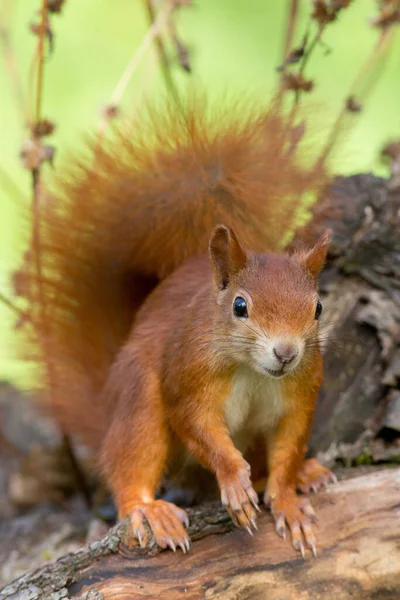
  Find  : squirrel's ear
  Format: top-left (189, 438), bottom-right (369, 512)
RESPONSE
top-left (209, 225), bottom-right (247, 291)
top-left (298, 229), bottom-right (332, 279)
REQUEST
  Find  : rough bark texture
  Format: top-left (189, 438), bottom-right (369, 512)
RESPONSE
top-left (294, 174), bottom-right (400, 452)
top-left (1, 467), bottom-right (399, 600)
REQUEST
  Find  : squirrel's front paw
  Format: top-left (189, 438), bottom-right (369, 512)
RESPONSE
top-left (264, 488), bottom-right (317, 557)
top-left (124, 499), bottom-right (190, 553)
top-left (296, 458), bottom-right (337, 494)
top-left (218, 462), bottom-right (260, 532)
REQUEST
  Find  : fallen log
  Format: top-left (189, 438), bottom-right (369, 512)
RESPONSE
top-left (1, 467), bottom-right (399, 600)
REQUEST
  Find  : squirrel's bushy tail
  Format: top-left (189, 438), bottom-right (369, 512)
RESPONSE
top-left (22, 98), bottom-right (330, 447)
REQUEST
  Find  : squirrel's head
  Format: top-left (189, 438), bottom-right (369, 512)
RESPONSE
top-left (209, 225), bottom-right (331, 379)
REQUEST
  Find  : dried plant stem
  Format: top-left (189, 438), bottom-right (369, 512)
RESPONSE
top-left (98, 2), bottom-right (174, 139)
top-left (317, 27), bottom-right (395, 167)
top-left (111, 4), bottom-right (172, 106)
top-left (350, 26), bottom-right (395, 101)
top-left (0, 0), bottom-right (26, 119)
top-left (282, 0), bottom-right (299, 61)
top-left (30, 0), bottom-right (49, 283)
top-left (145, 0), bottom-right (183, 111)
top-left (280, 21), bottom-right (324, 132)
top-left (35, 0), bottom-right (48, 124)
top-left (28, 3), bottom-right (94, 506)
top-left (0, 291), bottom-right (25, 317)
top-left (298, 25), bottom-right (322, 77)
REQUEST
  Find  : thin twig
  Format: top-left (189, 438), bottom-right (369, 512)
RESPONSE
top-left (27, 2), bottom-right (95, 508)
top-left (0, 291), bottom-right (25, 317)
top-left (351, 26), bottom-right (396, 101)
top-left (282, 0), bottom-right (299, 61)
top-left (298, 24), bottom-right (323, 76)
top-left (30, 0), bottom-right (49, 284)
top-left (97, 1), bottom-right (174, 139)
top-left (35, 0), bottom-right (48, 123)
top-left (111, 4), bottom-right (172, 106)
top-left (0, 0), bottom-right (26, 119)
top-left (316, 27), bottom-right (395, 167)
top-left (145, 0), bottom-right (183, 111)
top-left (278, 21), bottom-right (323, 132)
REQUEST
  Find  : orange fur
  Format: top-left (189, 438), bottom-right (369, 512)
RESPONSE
top-left (22, 99), bottom-right (329, 447)
top-left (97, 226), bottom-right (329, 551)
top-left (20, 98), bottom-right (335, 553)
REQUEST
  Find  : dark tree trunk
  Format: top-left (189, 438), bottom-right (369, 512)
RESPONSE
top-left (294, 174), bottom-right (400, 451)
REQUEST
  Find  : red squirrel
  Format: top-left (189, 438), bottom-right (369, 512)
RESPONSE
top-left (22, 100), bottom-right (336, 557)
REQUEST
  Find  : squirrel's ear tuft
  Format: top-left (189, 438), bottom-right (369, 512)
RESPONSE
top-left (298, 229), bottom-right (332, 279)
top-left (209, 225), bottom-right (248, 291)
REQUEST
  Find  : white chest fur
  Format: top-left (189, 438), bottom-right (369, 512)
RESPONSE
top-left (225, 365), bottom-right (286, 453)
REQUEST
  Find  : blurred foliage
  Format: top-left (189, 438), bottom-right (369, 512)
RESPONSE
top-left (0, 0), bottom-right (399, 386)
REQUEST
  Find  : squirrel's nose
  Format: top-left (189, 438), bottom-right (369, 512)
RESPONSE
top-left (273, 342), bottom-right (299, 365)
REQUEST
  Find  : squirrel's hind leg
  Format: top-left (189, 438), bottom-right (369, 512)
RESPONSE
top-left (162, 462), bottom-right (219, 506)
top-left (99, 349), bottom-right (190, 552)
top-left (296, 457), bottom-right (337, 494)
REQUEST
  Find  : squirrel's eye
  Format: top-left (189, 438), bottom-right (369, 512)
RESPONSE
top-left (233, 297), bottom-right (248, 318)
top-left (315, 300), bottom-right (323, 320)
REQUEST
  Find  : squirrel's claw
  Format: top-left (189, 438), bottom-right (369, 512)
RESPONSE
top-left (269, 490), bottom-right (318, 558)
top-left (308, 540), bottom-right (317, 558)
top-left (285, 515), bottom-right (316, 559)
top-left (250, 517), bottom-right (258, 531)
top-left (167, 539), bottom-right (176, 552)
top-left (329, 472), bottom-right (338, 484)
top-left (128, 500), bottom-right (190, 553)
top-left (296, 458), bottom-right (337, 495)
top-left (299, 497), bottom-right (318, 522)
top-left (275, 513), bottom-right (286, 540)
top-left (220, 466), bottom-right (259, 533)
top-left (178, 541), bottom-right (187, 554)
top-left (293, 537), bottom-right (306, 559)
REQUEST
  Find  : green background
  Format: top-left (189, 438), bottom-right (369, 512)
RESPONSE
top-left (1, 0), bottom-right (399, 387)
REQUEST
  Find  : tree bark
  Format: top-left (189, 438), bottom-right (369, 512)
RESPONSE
top-left (294, 174), bottom-right (400, 451)
top-left (1, 467), bottom-right (399, 600)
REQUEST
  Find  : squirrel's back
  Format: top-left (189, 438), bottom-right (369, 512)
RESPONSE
top-left (23, 98), bottom-right (329, 447)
